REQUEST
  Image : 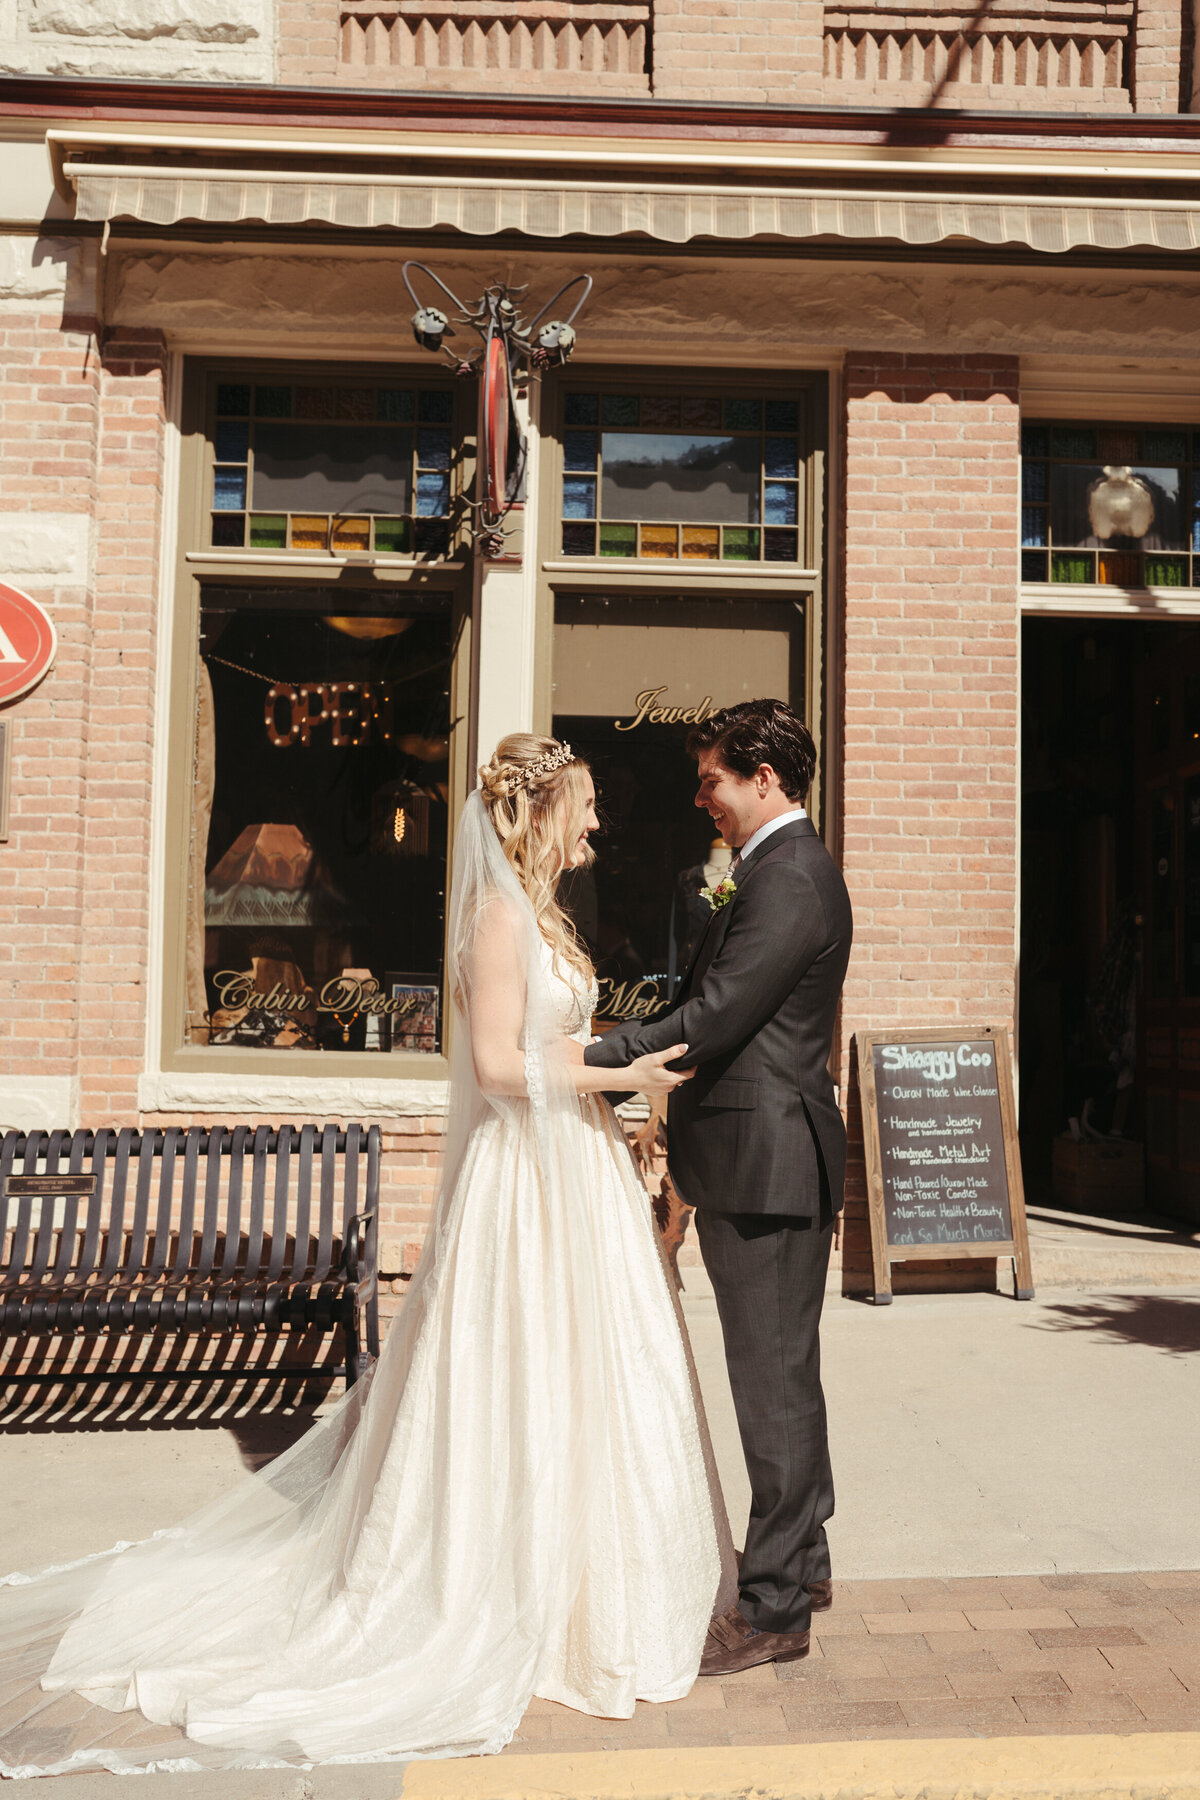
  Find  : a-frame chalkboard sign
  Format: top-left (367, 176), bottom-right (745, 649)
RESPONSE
top-left (857, 1025), bottom-right (1034, 1305)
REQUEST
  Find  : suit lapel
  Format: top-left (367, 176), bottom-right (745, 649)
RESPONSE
top-left (677, 818), bottom-right (817, 996)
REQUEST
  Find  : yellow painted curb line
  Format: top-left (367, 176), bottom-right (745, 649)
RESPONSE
top-left (401, 1732), bottom-right (1200, 1800)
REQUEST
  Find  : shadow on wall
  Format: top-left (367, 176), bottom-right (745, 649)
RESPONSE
top-left (1028, 1292), bottom-right (1200, 1356)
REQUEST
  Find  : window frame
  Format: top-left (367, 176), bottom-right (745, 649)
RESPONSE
top-left (533, 367), bottom-right (828, 830)
top-left (160, 357), bottom-right (475, 1081)
top-left (1020, 416), bottom-right (1200, 597)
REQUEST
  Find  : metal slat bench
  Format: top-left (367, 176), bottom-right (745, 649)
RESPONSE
top-left (0, 1124), bottom-right (380, 1390)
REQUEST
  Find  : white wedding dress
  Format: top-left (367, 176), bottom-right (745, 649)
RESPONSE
top-left (0, 796), bottom-right (733, 1778)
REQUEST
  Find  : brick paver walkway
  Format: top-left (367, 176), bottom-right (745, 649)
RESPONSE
top-left (506, 1573), bottom-right (1200, 1753)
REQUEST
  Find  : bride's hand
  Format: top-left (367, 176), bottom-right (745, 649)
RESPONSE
top-left (626, 1044), bottom-right (695, 1096)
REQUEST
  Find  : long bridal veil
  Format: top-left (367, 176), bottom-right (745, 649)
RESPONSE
top-left (0, 793), bottom-right (645, 1776)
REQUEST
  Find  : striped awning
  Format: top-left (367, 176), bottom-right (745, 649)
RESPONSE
top-left (69, 163), bottom-right (1200, 255)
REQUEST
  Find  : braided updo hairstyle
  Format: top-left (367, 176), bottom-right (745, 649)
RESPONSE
top-left (477, 734), bottom-right (594, 982)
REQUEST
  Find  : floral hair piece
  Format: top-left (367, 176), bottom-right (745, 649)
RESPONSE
top-left (509, 743), bottom-right (575, 791)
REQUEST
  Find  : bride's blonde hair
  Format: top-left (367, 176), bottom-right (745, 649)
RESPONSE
top-left (478, 734), bottom-right (594, 982)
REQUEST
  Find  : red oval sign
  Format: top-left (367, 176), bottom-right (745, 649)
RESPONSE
top-left (0, 583), bottom-right (56, 705)
top-left (484, 333), bottom-right (509, 517)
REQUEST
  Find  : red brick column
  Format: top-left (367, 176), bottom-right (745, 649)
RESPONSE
top-left (838, 353), bottom-right (1021, 1295)
top-left (76, 330), bottom-right (168, 1124)
top-left (1132, 0), bottom-right (1188, 109)
top-left (0, 308), bottom-right (100, 1099)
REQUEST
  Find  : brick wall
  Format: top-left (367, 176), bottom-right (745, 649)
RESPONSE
top-left (272, 0), bottom-right (1171, 108)
top-left (0, 305), bottom-right (99, 1100)
top-left (838, 353), bottom-right (1021, 1295)
top-left (652, 0), bottom-right (823, 103)
top-left (1132, 0), bottom-right (1189, 108)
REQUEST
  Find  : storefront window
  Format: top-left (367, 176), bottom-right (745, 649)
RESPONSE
top-left (1021, 422), bottom-right (1198, 588)
top-left (209, 380), bottom-right (458, 557)
top-left (559, 391), bottom-right (805, 563)
top-left (187, 586), bottom-right (451, 1055)
top-left (552, 592), bottom-right (806, 1027)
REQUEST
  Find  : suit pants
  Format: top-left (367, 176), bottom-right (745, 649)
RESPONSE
top-left (694, 1204), bottom-right (835, 1635)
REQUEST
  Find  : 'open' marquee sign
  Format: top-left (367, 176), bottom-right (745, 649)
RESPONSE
top-left (0, 583), bottom-right (56, 705)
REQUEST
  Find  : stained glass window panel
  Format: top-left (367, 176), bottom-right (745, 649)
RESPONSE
top-left (417, 428), bottom-right (452, 470)
top-left (416, 471), bottom-right (450, 517)
top-left (1051, 426), bottom-right (1096, 459)
top-left (602, 395), bottom-right (640, 427)
top-left (291, 515), bottom-right (330, 551)
top-left (562, 521), bottom-right (596, 556)
top-left (1146, 555), bottom-right (1187, 586)
top-left (1022, 461), bottom-right (1047, 503)
top-left (249, 514), bottom-right (287, 549)
top-left (681, 526), bottom-right (720, 559)
top-left (254, 386), bottom-right (292, 418)
top-left (1022, 507), bottom-right (1047, 547)
top-left (765, 400), bottom-right (799, 432)
top-left (564, 431), bottom-right (598, 472)
top-left (724, 400), bottom-right (761, 430)
top-left (640, 525), bottom-right (679, 557)
top-left (563, 477), bottom-right (597, 519)
top-left (215, 421), bottom-right (250, 463)
top-left (764, 484), bottom-right (798, 526)
top-left (418, 391), bottom-right (454, 423)
top-left (565, 393), bottom-right (599, 426)
top-left (332, 517), bottom-right (371, 552)
top-left (296, 386), bottom-right (337, 419)
top-left (681, 398), bottom-right (722, 431)
top-left (378, 389), bottom-right (416, 422)
top-left (723, 528), bottom-right (760, 560)
top-left (1147, 430), bottom-right (1189, 463)
top-left (764, 437), bottom-right (799, 478)
top-left (214, 467), bottom-right (247, 510)
top-left (1097, 551), bottom-right (1141, 586)
top-left (374, 518), bottom-right (413, 553)
top-left (599, 523), bottom-right (636, 556)
top-left (217, 384), bottom-right (251, 417)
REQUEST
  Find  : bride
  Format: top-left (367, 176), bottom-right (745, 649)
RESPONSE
top-left (0, 734), bottom-right (736, 1777)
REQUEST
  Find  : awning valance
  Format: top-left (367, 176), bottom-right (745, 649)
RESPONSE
top-left (69, 164), bottom-right (1200, 255)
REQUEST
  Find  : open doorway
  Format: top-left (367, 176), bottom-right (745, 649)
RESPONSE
top-left (1020, 618), bottom-right (1200, 1224)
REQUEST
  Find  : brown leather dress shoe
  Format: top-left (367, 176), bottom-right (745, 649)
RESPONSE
top-left (698, 1604), bottom-right (811, 1677)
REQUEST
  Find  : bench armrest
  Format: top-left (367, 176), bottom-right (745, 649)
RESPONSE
top-left (340, 1209), bottom-right (376, 1283)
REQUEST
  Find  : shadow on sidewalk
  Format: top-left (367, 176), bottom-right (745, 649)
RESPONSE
top-left (0, 1371), bottom-right (336, 1470)
top-left (1028, 1291), bottom-right (1200, 1356)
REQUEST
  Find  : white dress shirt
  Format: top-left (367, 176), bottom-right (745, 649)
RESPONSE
top-left (734, 806), bottom-right (807, 866)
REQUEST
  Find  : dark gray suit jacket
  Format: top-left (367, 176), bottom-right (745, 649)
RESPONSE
top-left (584, 818), bottom-right (852, 1219)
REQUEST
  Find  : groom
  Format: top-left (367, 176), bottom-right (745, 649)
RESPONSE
top-left (585, 697), bottom-right (852, 1675)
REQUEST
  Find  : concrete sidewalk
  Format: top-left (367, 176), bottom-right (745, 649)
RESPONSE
top-left (1, 1279), bottom-right (1197, 1792)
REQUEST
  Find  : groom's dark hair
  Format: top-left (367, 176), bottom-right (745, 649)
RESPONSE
top-left (687, 698), bottom-right (816, 802)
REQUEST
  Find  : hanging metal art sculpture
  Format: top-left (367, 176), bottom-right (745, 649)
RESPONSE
top-left (402, 263), bottom-right (592, 557)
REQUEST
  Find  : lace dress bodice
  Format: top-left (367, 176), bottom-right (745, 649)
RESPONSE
top-left (541, 940), bottom-right (600, 1046)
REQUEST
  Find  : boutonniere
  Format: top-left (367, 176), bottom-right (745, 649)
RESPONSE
top-left (700, 874), bottom-right (737, 913)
